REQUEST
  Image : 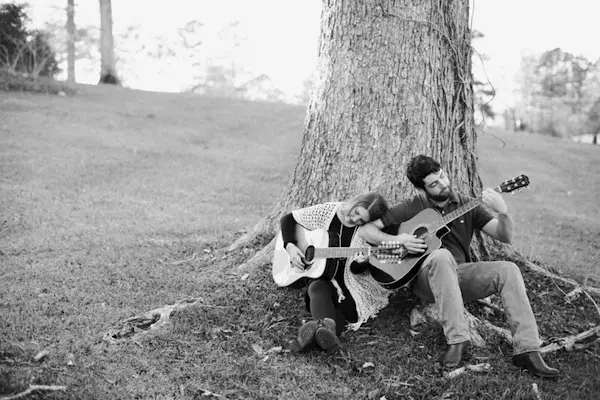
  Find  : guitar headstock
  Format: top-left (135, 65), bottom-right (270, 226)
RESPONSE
top-left (498, 174), bottom-right (530, 195)
top-left (372, 241), bottom-right (406, 263)
top-left (378, 241), bottom-right (403, 249)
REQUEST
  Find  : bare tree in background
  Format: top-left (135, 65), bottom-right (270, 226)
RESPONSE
top-left (98, 0), bottom-right (119, 84)
top-left (66, 0), bottom-right (75, 83)
top-left (232, 0), bottom-right (499, 266)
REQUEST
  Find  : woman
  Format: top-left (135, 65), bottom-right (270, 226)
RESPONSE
top-left (279, 191), bottom-right (394, 353)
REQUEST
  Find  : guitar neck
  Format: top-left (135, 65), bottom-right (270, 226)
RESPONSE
top-left (313, 247), bottom-right (371, 259)
top-left (429, 186), bottom-right (501, 232)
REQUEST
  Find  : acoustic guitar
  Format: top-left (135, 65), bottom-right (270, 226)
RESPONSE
top-left (369, 174), bottom-right (530, 289)
top-left (271, 225), bottom-right (403, 288)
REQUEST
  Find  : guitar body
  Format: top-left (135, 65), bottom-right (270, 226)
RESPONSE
top-left (368, 174), bottom-right (531, 289)
top-left (272, 228), bottom-right (341, 287)
top-left (369, 208), bottom-right (448, 289)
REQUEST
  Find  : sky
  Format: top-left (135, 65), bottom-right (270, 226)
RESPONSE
top-left (18, 0), bottom-right (600, 111)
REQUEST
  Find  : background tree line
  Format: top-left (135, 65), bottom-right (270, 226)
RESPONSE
top-left (0, 1), bottom-right (499, 109)
top-left (2, 0), bottom-right (599, 144)
top-left (0, 2), bottom-right (59, 78)
top-left (509, 48), bottom-right (600, 143)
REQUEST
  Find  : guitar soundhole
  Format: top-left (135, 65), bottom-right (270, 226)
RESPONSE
top-left (304, 246), bottom-right (315, 262)
top-left (413, 226), bottom-right (429, 239)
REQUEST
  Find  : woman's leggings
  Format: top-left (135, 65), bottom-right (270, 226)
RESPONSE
top-left (306, 278), bottom-right (356, 336)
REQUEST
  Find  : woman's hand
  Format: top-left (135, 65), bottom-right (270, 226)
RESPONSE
top-left (354, 252), bottom-right (369, 263)
top-left (285, 243), bottom-right (306, 270)
top-left (395, 233), bottom-right (427, 254)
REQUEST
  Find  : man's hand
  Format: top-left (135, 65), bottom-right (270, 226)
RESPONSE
top-left (482, 188), bottom-right (509, 215)
top-left (395, 233), bottom-right (427, 254)
top-left (285, 243), bottom-right (306, 270)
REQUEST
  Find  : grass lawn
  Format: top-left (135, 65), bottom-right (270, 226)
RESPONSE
top-left (1, 84), bottom-right (599, 399)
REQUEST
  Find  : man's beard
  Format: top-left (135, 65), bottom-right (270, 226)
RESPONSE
top-left (427, 186), bottom-right (453, 202)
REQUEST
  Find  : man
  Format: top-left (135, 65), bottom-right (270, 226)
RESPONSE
top-left (358, 155), bottom-right (559, 378)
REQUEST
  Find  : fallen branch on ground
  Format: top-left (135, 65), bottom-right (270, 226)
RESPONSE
top-left (574, 337), bottom-right (600, 351)
top-left (566, 286), bottom-right (600, 317)
top-left (103, 297), bottom-right (205, 343)
top-left (443, 363), bottom-right (491, 379)
top-left (582, 289), bottom-right (600, 317)
top-left (0, 385), bottom-right (67, 400)
top-left (540, 324), bottom-right (600, 353)
top-left (532, 383), bottom-right (542, 400)
top-left (565, 287), bottom-right (583, 300)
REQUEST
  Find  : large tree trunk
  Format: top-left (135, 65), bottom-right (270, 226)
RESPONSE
top-left (105, 1), bottom-right (600, 347)
top-left (98, 0), bottom-right (120, 85)
top-left (66, 0), bottom-right (76, 84)
top-left (231, 0), bottom-right (486, 256)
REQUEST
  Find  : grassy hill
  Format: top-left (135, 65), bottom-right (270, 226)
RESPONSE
top-left (1, 85), bottom-right (599, 399)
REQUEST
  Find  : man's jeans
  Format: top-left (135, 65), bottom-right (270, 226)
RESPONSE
top-left (412, 248), bottom-right (541, 355)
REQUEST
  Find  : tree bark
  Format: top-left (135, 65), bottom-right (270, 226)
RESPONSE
top-left (98, 0), bottom-right (120, 85)
top-left (230, 0), bottom-right (480, 253)
top-left (66, 0), bottom-right (76, 84)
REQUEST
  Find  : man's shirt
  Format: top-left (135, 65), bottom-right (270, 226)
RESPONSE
top-left (380, 191), bottom-right (493, 263)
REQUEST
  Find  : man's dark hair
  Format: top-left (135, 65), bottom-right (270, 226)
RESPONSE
top-left (406, 155), bottom-right (441, 189)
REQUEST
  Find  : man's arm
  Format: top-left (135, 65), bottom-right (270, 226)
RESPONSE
top-left (358, 219), bottom-right (428, 254)
top-left (480, 188), bottom-right (514, 243)
top-left (481, 212), bottom-right (513, 243)
top-left (357, 219), bottom-right (397, 246)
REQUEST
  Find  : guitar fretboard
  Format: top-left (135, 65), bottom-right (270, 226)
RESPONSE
top-left (427, 186), bottom-right (501, 234)
top-left (313, 247), bottom-right (371, 259)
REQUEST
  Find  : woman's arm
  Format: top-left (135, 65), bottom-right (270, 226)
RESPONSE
top-left (280, 212), bottom-right (306, 269)
top-left (280, 213), bottom-right (298, 248)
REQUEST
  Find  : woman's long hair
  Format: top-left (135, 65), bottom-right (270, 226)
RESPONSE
top-left (348, 191), bottom-right (389, 222)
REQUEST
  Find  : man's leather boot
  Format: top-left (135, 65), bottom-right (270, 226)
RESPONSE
top-left (443, 340), bottom-right (470, 369)
top-left (513, 351), bottom-right (560, 378)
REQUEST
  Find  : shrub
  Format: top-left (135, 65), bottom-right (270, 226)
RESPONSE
top-left (0, 68), bottom-right (74, 94)
top-left (0, 3), bottom-right (60, 78)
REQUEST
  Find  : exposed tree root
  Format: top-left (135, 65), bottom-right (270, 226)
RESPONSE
top-left (0, 385), bottom-right (67, 400)
top-left (108, 228), bottom-right (600, 351)
top-left (227, 206), bottom-right (281, 252)
top-left (227, 221), bottom-right (266, 252)
top-left (577, 337), bottom-right (600, 351)
top-left (540, 325), bottom-right (600, 353)
top-left (564, 287), bottom-right (600, 317)
top-left (408, 294), bottom-right (600, 355)
top-left (505, 250), bottom-right (600, 297)
top-left (409, 302), bottom-right (512, 347)
top-left (236, 239), bottom-right (275, 272)
top-left (476, 297), bottom-right (504, 315)
top-left (103, 298), bottom-right (205, 343)
top-left (532, 383), bottom-right (542, 400)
